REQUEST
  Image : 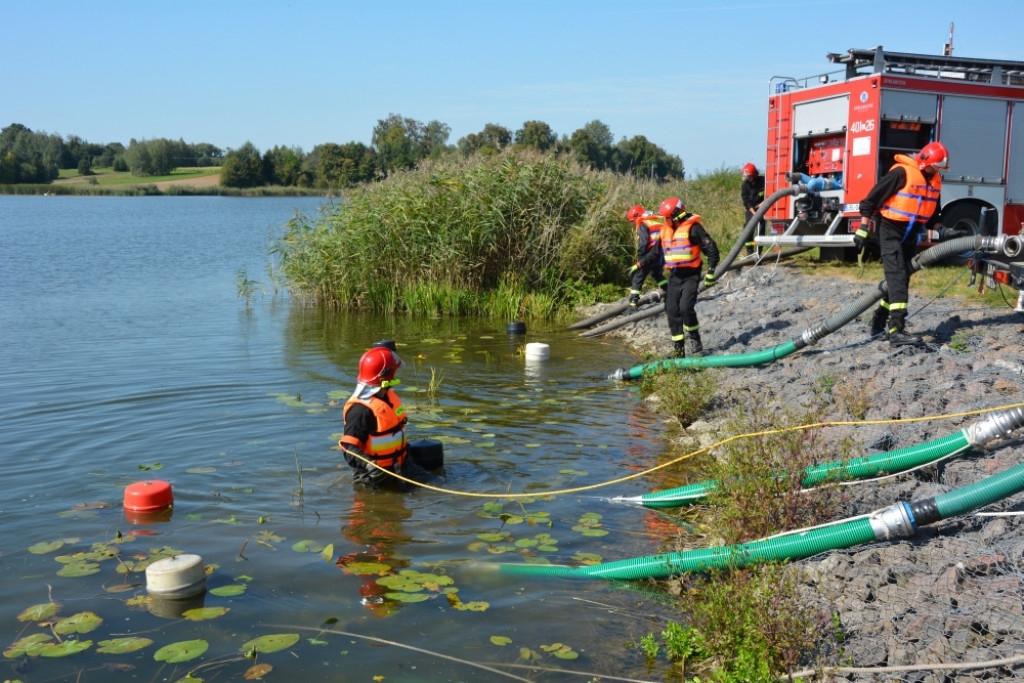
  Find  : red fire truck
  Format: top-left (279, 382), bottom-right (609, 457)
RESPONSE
top-left (761, 46), bottom-right (1024, 261)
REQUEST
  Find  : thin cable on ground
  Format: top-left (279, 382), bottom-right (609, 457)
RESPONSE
top-left (784, 652), bottom-right (1024, 680)
top-left (344, 401), bottom-right (1024, 498)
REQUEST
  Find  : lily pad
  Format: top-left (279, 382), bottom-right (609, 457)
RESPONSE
top-left (96, 637), bottom-right (153, 654)
top-left (54, 611), bottom-right (103, 635)
top-left (182, 606), bottom-right (229, 621)
top-left (209, 584), bottom-right (246, 597)
top-left (39, 639), bottom-right (93, 657)
top-left (245, 663), bottom-right (273, 679)
top-left (4, 633), bottom-right (53, 658)
top-left (385, 592), bottom-right (431, 603)
top-left (154, 639), bottom-right (209, 663)
top-left (239, 633), bottom-right (300, 654)
top-left (291, 539), bottom-right (325, 553)
top-left (186, 466), bottom-right (217, 474)
top-left (340, 561), bottom-right (391, 576)
top-left (28, 540), bottom-right (64, 554)
top-left (18, 602), bottom-right (58, 622)
top-left (57, 561), bottom-right (101, 577)
top-left (490, 636), bottom-right (512, 646)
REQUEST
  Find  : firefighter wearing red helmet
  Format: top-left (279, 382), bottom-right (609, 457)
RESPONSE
top-left (855, 141), bottom-right (951, 347)
top-left (625, 205), bottom-right (668, 308)
top-left (657, 197), bottom-right (720, 358)
top-left (339, 343), bottom-right (429, 489)
top-left (740, 163), bottom-right (766, 255)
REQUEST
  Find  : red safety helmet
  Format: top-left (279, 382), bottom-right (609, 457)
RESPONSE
top-left (916, 141), bottom-right (949, 171)
top-left (357, 347), bottom-right (402, 385)
top-left (742, 163), bottom-right (758, 178)
top-left (658, 197), bottom-right (686, 220)
top-left (626, 205), bottom-right (645, 221)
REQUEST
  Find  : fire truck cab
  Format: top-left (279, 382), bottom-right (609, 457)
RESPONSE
top-left (762, 46), bottom-right (1024, 260)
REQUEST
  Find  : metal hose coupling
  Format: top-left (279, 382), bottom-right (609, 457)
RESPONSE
top-left (1002, 234), bottom-right (1022, 259)
top-left (608, 368), bottom-right (629, 381)
top-left (965, 405), bottom-right (1024, 446)
top-left (869, 501), bottom-right (917, 540)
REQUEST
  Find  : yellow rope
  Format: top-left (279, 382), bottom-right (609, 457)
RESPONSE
top-left (346, 401), bottom-right (1024, 499)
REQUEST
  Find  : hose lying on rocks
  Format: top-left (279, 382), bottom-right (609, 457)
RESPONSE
top-left (612, 405), bottom-right (1024, 508)
top-left (608, 234), bottom-right (1014, 380)
top-left (495, 409), bottom-right (1024, 581)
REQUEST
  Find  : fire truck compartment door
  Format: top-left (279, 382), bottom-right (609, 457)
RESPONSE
top-left (940, 96), bottom-right (1009, 181)
top-left (792, 95), bottom-right (849, 137)
top-left (1009, 103), bottom-right (1024, 204)
top-left (880, 91), bottom-right (938, 123)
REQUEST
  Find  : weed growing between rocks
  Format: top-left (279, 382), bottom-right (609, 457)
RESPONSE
top-left (640, 365), bottom-right (719, 429)
top-left (702, 397), bottom-right (854, 545)
top-left (662, 563), bottom-right (834, 681)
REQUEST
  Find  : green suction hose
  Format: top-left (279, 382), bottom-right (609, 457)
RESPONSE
top-left (499, 454), bottom-right (1024, 581)
top-left (629, 432), bottom-right (971, 509)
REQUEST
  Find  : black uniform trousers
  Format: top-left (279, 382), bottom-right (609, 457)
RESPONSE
top-left (876, 217), bottom-right (919, 327)
top-left (630, 262), bottom-right (666, 293)
top-left (665, 266), bottom-right (701, 339)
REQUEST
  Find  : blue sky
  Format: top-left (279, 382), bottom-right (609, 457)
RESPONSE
top-left (3, 0), bottom-right (1021, 174)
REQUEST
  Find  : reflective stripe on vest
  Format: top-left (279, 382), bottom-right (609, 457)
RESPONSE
top-left (341, 391), bottom-right (407, 468)
top-left (662, 214), bottom-right (703, 269)
top-left (879, 155), bottom-right (941, 226)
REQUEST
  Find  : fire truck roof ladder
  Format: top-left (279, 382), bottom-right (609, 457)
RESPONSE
top-left (827, 46), bottom-right (1024, 86)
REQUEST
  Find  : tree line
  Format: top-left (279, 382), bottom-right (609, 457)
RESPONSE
top-left (1, 115), bottom-right (684, 189)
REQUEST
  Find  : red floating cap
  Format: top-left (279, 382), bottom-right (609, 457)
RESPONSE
top-left (123, 480), bottom-right (173, 512)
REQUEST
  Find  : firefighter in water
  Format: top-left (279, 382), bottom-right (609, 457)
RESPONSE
top-left (854, 141), bottom-right (949, 347)
top-left (657, 197), bottom-right (720, 358)
top-left (741, 163), bottom-right (766, 255)
top-left (339, 344), bottom-right (430, 489)
top-left (625, 205), bottom-right (668, 309)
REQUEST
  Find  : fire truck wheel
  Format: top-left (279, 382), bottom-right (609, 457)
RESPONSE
top-left (938, 203), bottom-right (983, 266)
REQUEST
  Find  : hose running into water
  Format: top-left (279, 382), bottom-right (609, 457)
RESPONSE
top-left (497, 407), bottom-right (1024, 581)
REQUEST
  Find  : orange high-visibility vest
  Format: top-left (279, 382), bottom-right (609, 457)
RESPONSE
top-left (637, 214), bottom-right (668, 250)
top-left (340, 390), bottom-right (407, 469)
top-left (662, 214), bottom-right (703, 269)
top-left (880, 155), bottom-right (942, 226)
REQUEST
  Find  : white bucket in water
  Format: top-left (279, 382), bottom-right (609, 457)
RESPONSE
top-left (525, 342), bottom-right (550, 360)
top-left (146, 553), bottom-right (207, 599)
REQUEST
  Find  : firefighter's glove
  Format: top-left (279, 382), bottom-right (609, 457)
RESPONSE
top-left (702, 272), bottom-right (716, 289)
top-left (628, 264), bottom-right (639, 275)
top-left (366, 464), bottom-right (389, 486)
top-left (853, 228), bottom-right (870, 251)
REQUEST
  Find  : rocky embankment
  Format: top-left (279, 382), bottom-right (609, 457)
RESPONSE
top-left (581, 261), bottom-right (1024, 681)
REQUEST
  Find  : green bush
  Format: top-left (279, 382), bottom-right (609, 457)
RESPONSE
top-left (272, 149), bottom-right (746, 316)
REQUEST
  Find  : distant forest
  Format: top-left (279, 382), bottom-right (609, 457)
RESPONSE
top-left (0, 115), bottom-right (684, 189)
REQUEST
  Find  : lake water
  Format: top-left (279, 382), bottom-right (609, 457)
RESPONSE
top-left (0, 195), bottom-right (681, 681)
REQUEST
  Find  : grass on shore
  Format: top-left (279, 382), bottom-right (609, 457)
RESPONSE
top-left (54, 166), bottom-right (220, 186)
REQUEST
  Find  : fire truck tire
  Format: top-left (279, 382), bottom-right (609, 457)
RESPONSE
top-left (939, 203), bottom-right (983, 266)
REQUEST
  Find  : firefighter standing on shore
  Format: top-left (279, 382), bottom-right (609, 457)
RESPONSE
top-left (625, 205), bottom-right (668, 309)
top-left (741, 163), bottom-right (766, 255)
top-left (657, 197), bottom-right (720, 358)
top-left (854, 141), bottom-right (949, 347)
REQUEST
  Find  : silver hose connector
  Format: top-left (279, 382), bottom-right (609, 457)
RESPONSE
top-left (1002, 235), bottom-right (1022, 259)
top-left (869, 502), bottom-right (916, 540)
top-left (965, 406), bottom-right (1024, 446)
top-left (609, 368), bottom-right (628, 381)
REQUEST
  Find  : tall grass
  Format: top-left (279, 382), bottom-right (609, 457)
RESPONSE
top-left (273, 150), bottom-right (747, 317)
